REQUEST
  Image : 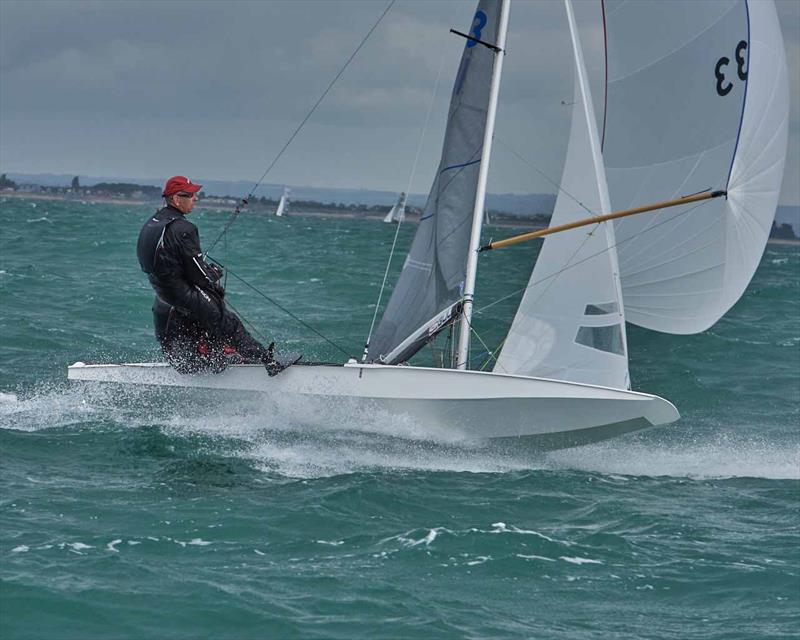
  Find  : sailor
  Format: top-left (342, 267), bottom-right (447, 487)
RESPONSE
top-left (136, 175), bottom-right (287, 375)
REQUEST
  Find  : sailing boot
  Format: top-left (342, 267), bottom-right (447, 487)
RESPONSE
top-left (262, 342), bottom-right (302, 377)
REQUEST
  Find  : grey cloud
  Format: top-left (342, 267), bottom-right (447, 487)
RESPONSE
top-left (1, 0), bottom-right (797, 200)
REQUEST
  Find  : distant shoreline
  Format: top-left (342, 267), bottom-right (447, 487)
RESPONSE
top-left (767, 237), bottom-right (800, 246)
top-left (3, 190), bottom-right (798, 241)
top-left (1, 191), bottom-right (143, 207)
top-left (0, 191), bottom-right (544, 230)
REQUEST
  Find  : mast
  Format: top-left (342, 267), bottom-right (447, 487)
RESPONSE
top-left (455, 0), bottom-right (511, 370)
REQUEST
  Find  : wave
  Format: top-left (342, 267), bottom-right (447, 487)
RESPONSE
top-left (545, 435), bottom-right (800, 480)
top-left (2, 382), bottom-right (796, 480)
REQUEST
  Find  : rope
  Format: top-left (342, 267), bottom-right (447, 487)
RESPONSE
top-left (208, 257), bottom-right (353, 359)
top-left (361, 50), bottom-right (448, 361)
top-left (205, 0), bottom-right (397, 256)
top-left (224, 298), bottom-right (271, 346)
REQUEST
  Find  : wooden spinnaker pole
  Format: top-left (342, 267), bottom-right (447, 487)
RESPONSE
top-left (479, 190), bottom-right (726, 252)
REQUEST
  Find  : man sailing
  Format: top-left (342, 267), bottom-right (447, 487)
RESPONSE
top-left (137, 175), bottom-right (291, 376)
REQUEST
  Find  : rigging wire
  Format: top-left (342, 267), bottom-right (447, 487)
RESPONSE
top-left (494, 136), bottom-right (595, 217)
top-left (207, 256), bottom-right (353, 359)
top-left (456, 312), bottom-right (496, 371)
top-left (205, 0), bottom-right (397, 257)
top-left (224, 298), bottom-right (272, 346)
top-left (361, 50), bottom-right (448, 362)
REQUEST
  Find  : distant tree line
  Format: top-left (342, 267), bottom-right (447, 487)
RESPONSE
top-left (89, 182), bottom-right (161, 198)
top-left (0, 174), bottom-right (18, 190)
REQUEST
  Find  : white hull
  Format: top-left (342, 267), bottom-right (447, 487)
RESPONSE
top-left (67, 361), bottom-right (678, 447)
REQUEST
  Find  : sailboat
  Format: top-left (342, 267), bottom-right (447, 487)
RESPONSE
top-left (68, 0), bottom-right (788, 447)
top-left (275, 187), bottom-right (290, 217)
top-left (383, 192), bottom-right (407, 223)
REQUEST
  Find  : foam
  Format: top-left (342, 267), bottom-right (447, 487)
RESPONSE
top-left (59, 542), bottom-right (93, 554)
top-left (386, 527), bottom-right (450, 548)
top-left (5, 380), bottom-right (797, 481)
top-left (545, 434), bottom-right (800, 480)
top-left (243, 435), bottom-right (533, 478)
top-left (0, 383), bottom-right (146, 432)
top-left (146, 391), bottom-right (539, 477)
top-left (560, 556), bottom-right (603, 565)
top-left (517, 554), bottom-right (556, 562)
top-left (490, 522), bottom-right (558, 542)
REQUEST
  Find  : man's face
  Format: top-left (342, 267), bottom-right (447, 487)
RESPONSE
top-left (172, 192), bottom-right (197, 214)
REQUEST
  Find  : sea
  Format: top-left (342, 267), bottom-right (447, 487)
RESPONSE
top-left (1, 196), bottom-right (798, 640)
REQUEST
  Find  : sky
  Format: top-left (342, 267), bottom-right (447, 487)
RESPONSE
top-left (1, 0), bottom-right (798, 204)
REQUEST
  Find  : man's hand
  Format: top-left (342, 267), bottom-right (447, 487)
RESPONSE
top-left (207, 263), bottom-right (224, 282)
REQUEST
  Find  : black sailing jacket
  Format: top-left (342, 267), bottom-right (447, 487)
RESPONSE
top-left (136, 205), bottom-right (224, 326)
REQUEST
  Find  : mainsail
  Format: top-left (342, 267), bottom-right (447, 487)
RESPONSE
top-left (603, 0), bottom-right (789, 334)
top-left (366, 0), bottom-right (502, 364)
top-left (495, 0), bottom-right (629, 389)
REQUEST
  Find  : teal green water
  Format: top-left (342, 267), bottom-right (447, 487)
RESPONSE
top-left (1, 197), bottom-right (798, 639)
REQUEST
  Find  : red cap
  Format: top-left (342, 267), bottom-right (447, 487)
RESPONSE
top-left (162, 176), bottom-right (202, 197)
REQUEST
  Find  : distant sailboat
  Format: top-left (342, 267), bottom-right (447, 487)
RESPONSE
top-left (483, 208), bottom-right (491, 226)
top-left (383, 192), bottom-right (406, 223)
top-left (69, 0), bottom-right (788, 447)
top-left (275, 187), bottom-right (290, 217)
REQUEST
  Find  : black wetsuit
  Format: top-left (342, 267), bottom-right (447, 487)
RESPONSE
top-left (137, 205), bottom-right (272, 373)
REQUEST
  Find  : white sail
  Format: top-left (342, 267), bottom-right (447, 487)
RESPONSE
top-left (603, 0), bottom-right (789, 334)
top-left (275, 187), bottom-right (290, 217)
top-left (383, 192), bottom-right (407, 223)
top-left (495, 0), bottom-right (628, 390)
top-left (367, 0), bottom-right (504, 364)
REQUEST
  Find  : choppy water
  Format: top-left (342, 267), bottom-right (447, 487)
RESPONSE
top-left (1, 197), bottom-right (798, 639)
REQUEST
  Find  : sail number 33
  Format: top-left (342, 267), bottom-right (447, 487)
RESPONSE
top-left (715, 40), bottom-right (748, 96)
